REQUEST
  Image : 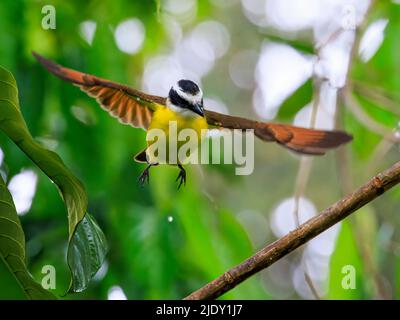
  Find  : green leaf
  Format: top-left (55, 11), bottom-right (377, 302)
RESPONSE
top-left (0, 65), bottom-right (107, 293)
top-left (67, 213), bottom-right (108, 292)
top-left (0, 174), bottom-right (56, 299)
top-left (277, 79), bottom-right (313, 120)
top-left (328, 221), bottom-right (366, 299)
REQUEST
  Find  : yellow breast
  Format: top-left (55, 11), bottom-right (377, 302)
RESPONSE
top-left (146, 107), bottom-right (208, 164)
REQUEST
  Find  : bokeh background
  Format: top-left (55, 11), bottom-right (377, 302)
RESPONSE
top-left (1, 0), bottom-right (400, 299)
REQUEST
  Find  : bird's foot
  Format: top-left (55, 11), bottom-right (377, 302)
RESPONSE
top-left (138, 165), bottom-right (151, 187)
top-left (176, 165), bottom-right (186, 190)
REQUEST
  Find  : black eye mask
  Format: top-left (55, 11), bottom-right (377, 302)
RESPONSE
top-left (168, 88), bottom-right (191, 108)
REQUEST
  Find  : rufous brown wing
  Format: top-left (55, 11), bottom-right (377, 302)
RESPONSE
top-left (33, 52), bottom-right (163, 129)
top-left (33, 52), bottom-right (352, 155)
top-left (205, 110), bottom-right (352, 155)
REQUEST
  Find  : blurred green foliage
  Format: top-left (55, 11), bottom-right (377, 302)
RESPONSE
top-left (0, 0), bottom-right (399, 300)
top-left (0, 173), bottom-right (55, 299)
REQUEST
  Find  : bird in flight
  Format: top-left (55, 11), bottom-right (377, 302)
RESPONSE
top-left (33, 52), bottom-right (352, 188)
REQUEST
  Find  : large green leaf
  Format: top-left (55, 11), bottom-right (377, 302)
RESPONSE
top-left (328, 221), bottom-right (365, 299)
top-left (67, 213), bottom-right (108, 292)
top-left (0, 65), bottom-right (107, 293)
top-left (0, 174), bottom-right (56, 299)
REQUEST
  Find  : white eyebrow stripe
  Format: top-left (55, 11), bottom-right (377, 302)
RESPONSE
top-left (178, 90), bottom-right (202, 104)
top-left (172, 83), bottom-right (203, 104)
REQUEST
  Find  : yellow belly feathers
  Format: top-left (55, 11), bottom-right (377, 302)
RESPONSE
top-left (146, 107), bottom-right (208, 164)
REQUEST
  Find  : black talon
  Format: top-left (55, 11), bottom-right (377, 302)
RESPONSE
top-left (176, 164), bottom-right (186, 189)
top-left (138, 164), bottom-right (152, 187)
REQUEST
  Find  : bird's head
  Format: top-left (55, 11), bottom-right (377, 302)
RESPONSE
top-left (167, 79), bottom-right (204, 117)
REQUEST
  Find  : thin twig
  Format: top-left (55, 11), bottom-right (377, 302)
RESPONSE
top-left (184, 161), bottom-right (400, 300)
top-left (351, 80), bottom-right (400, 117)
top-left (345, 91), bottom-right (399, 143)
top-left (337, 0), bottom-right (393, 298)
top-left (352, 216), bottom-right (392, 299)
top-left (367, 138), bottom-right (395, 173)
top-left (292, 80), bottom-right (321, 299)
top-left (335, 89), bottom-right (353, 195)
top-left (316, 27), bottom-right (345, 53)
top-left (293, 158), bottom-right (314, 226)
top-left (304, 272), bottom-right (321, 300)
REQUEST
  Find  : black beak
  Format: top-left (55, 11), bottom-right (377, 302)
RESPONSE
top-left (191, 102), bottom-right (204, 117)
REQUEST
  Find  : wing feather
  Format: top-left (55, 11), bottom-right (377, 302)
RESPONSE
top-left (204, 110), bottom-right (352, 155)
top-left (33, 52), bottom-right (352, 155)
top-left (33, 52), bottom-right (166, 130)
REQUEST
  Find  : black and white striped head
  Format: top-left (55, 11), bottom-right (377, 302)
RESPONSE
top-left (167, 80), bottom-right (204, 117)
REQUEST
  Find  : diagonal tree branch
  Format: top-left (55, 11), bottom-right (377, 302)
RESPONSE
top-left (184, 160), bottom-right (400, 300)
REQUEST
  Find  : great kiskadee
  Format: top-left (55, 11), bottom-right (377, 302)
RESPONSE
top-left (33, 52), bottom-right (352, 188)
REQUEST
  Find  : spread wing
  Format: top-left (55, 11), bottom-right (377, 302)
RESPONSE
top-left (33, 52), bottom-right (352, 155)
top-left (33, 52), bottom-right (166, 130)
top-left (204, 110), bottom-right (352, 155)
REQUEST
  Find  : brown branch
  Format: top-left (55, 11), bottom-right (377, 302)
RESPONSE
top-left (184, 160), bottom-right (400, 300)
